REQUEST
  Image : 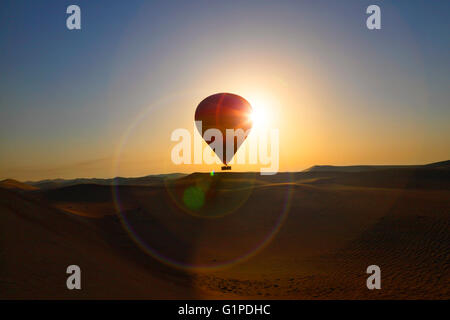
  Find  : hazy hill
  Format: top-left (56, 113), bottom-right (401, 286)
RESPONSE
top-left (304, 160), bottom-right (450, 173)
top-left (0, 179), bottom-right (38, 191)
top-left (26, 173), bottom-right (187, 190)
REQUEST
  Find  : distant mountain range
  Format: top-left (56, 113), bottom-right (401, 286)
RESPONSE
top-left (23, 173), bottom-right (187, 190)
top-left (304, 160), bottom-right (450, 173)
top-left (0, 160), bottom-right (448, 191)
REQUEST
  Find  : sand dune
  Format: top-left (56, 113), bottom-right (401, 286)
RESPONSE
top-left (0, 164), bottom-right (449, 299)
top-left (0, 187), bottom-right (202, 299)
top-left (0, 179), bottom-right (38, 191)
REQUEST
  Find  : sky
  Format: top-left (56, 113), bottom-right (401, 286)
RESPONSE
top-left (0, 0), bottom-right (449, 181)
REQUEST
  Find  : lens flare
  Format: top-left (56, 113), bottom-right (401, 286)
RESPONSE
top-left (111, 95), bottom-right (293, 271)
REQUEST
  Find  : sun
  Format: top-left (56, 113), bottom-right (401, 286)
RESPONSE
top-left (249, 108), bottom-right (268, 129)
top-left (247, 96), bottom-right (270, 130)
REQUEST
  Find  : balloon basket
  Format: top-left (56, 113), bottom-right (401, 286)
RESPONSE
top-left (221, 166), bottom-right (231, 171)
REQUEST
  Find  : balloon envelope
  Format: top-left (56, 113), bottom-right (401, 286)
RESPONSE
top-left (195, 93), bottom-right (252, 164)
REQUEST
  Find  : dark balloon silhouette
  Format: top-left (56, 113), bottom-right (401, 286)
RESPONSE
top-left (195, 93), bottom-right (252, 169)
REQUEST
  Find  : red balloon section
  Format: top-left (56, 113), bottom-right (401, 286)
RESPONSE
top-left (195, 93), bottom-right (253, 165)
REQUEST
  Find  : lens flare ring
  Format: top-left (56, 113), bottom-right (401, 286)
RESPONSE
top-left (112, 93), bottom-right (293, 271)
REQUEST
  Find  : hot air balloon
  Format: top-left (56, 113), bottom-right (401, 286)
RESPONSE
top-left (195, 93), bottom-right (252, 170)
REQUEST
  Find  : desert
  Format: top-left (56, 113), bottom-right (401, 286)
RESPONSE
top-left (1, 161), bottom-right (448, 299)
